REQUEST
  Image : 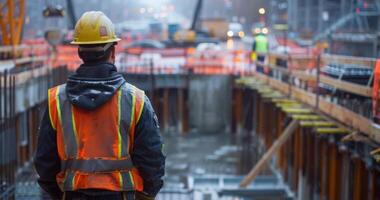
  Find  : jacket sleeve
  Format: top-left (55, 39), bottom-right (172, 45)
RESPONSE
top-left (34, 108), bottom-right (63, 200)
top-left (132, 95), bottom-right (165, 197)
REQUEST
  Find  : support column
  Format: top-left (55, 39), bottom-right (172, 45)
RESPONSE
top-left (234, 88), bottom-right (243, 134)
top-left (177, 88), bottom-right (184, 134)
top-left (163, 88), bottom-right (169, 133)
top-left (183, 89), bottom-right (189, 133)
top-left (320, 138), bottom-right (328, 200)
top-left (327, 141), bottom-right (338, 200)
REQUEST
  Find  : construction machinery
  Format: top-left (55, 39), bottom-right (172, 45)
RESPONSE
top-left (0, 0), bottom-right (25, 46)
top-left (168, 0), bottom-right (219, 47)
top-left (201, 18), bottom-right (229, 40)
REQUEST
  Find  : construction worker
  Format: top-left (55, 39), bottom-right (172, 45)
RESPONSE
top-left (252, 29), bottom-right (269, 74)
top-left (34, 11), bottom-right (165, 200)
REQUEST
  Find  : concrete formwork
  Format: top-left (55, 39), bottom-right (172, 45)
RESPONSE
top-left (188, 75), bottom-right (232, 134)
top-left (125, 73), bottom-right (233, 134)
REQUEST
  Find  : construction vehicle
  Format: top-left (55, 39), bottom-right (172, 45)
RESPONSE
top-left (201, 18), bottom-right (229, 40)
top-left (43, 0), bottom-right (77, 46)
top-left (167, 0), bottom-right (219, 47)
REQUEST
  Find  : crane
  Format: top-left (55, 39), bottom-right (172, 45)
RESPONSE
top-left (0, 0), bottom-right (75, 47)
top-left (0, 0), bottom-right (25, 46)
top-left (190, 0), bottom-right (203, 31)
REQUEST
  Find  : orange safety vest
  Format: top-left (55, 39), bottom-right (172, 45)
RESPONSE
top-left (48, 83), bottom-right (145, 192)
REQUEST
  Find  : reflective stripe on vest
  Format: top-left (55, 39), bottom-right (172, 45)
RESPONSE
top-left (56, 85), bottom-right (79, 158)
top-left (50, 83), bottom-right (145, 191)
top-left (61, 158), bottom-right (134, 173)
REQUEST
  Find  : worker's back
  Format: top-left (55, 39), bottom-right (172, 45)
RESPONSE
top-left (48, 78), bottom-right (145, 192)
top-left (34, 11), bottom-right (165, 200)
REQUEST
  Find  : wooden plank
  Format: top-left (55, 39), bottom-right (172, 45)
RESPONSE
top-left (269, 52), bottom-right (314, 60)
top-left (256, 60), bottom-right (317, 82)
top-left (268, 77), bottom-right (290, 94)
top-left (250, 74), bottom-right (375, 141)
top-left (322, 54), bottom-right (376, 69)
top-left (291, 86), bottom-right (317, 106)
top-left (320, 75), bottom-right (372, 97)
top-left (257, 64), bottom-right (372, 97)
top-left (318, 99), bottom-right (370, 134)
top-left (292, 70), bottom-right (317, 82)
top-left (240, 120), bottom-right (299, 188)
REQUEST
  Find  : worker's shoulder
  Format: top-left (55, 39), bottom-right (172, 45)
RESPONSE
top-left (48, 83), bottom-right (66, 94)
top-left (121, 82), bottom-right (145, 95)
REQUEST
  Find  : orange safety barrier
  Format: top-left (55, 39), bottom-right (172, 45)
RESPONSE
top-left (184, 49), bottom-right (252, 75)
top-left (47, 41), bottom-right (261, 76)
top-left (54, 45), bottom-right (82, 70)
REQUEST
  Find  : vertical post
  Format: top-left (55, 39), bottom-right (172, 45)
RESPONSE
top-left (316, 54), bottom-right (321, 109)
top-left (177, 88), bottom-right (184, 134)
top-left (234, 88), bottom-right (243, 134)
top-left (327, 141), bottom-right (338, 200)
top-left (150, 59), bottom-right (155, 102)
top-left (292, 127), bottom-right (301, 191)
top-left (353, 158), bottom-right (364, 200)
top-left (320, 137), bottom-right (328, 199)
top-left (163, 88), bottom-right (169, 133)
top-left (277, 110), bottom-right (285, 173)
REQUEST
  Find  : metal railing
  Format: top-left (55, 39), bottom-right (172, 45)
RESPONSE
top-left (0, 70), bottom-right (16, 200)
top-left (0, 66), bottom-right (68, 200)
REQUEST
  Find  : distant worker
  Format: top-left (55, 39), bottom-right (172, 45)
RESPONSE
top-left (34, 11), bottom-right (165, 200)
top-left (252, 28), bottom-right (269, 73)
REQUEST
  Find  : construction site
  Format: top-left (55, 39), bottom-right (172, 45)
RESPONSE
top-left (1, 0), bottom-right (380, 199)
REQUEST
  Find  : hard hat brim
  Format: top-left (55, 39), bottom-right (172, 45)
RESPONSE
top-left (70, 38), bottom-right (121, 45)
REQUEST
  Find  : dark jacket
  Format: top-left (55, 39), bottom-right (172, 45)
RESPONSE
top-left (34, 62), bottom-right (165, 199)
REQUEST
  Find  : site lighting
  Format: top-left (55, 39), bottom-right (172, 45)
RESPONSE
top-left (262, 27), bottom-right (269, 34)
top-left (227, 31), bottom-right (234, 37)
top-left (238, 31), bottom-right (245, 38)
top-left (259, 8), bottom-right (266, 15)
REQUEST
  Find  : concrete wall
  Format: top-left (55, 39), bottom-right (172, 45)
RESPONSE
top-left (188, 75), bottom-right (232, 134)
top-left (125, 73), bottom-right (233, 134)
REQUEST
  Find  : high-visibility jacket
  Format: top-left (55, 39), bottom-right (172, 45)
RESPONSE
top-left (254, 35), bottom-right (268, 54)
top-left (48, 82), bottom-right (145, 192)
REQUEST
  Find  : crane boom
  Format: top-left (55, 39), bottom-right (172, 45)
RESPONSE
top-left (0, 0), bottom-right (25, 46)
top-left (190, 0), bottom-right (203, 31)
top-left (66, 0), bottom-right (76, 29)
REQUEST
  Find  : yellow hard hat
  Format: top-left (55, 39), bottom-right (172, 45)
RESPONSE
top-left (71, 11), bottom-right (121, 45)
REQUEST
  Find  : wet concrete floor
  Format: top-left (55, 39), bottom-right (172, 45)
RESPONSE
top-left (163, 131), bottom-right (269, 190)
